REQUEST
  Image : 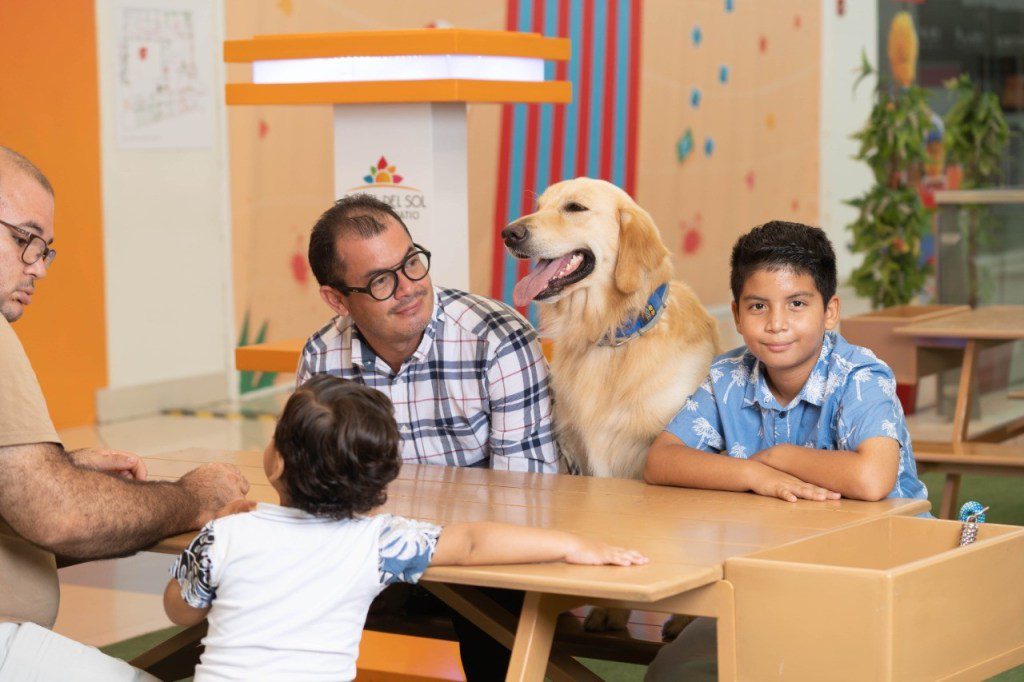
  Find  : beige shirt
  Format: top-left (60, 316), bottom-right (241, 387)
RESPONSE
top-left (0, 315), bottom-right (62, 627)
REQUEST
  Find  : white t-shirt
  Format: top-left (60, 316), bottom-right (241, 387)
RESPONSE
top-left (170, 503), bottom-right (441, 682)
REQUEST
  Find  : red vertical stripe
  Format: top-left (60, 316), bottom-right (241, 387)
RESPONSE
top-left (575, 0), bottom-right (593, 177)
top-left (625, 0), bottom-right (642, 195)
top-left (491, 0), bottom-right (520, 299)
top-left (600, 0), bottom-right (618, 180)
top-left (514, 3), bottom-right (545, 311)
top-left (549, 0), bottom-right (569, 185)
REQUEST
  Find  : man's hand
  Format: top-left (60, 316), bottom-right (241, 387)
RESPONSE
top-left (179, 463), bottom-right (250, 528)
top-left (68, 448), bottom-right (147, 480)
top-left (749, 460), bottom-right (840, 502)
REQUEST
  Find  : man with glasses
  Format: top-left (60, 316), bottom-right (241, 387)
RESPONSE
top-left (301, 193), bottom-right (557, 474)
top-left (300, 194), bottom-right (557, 679)
top-left (0, 146), bottom-right (249, 679)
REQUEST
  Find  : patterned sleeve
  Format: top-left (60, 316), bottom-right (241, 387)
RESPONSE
top-left (485, 325), bottom-right (559, 474)
top-left (378, 514), bottom-right (442, 585)
top-left (296, 337), bottom-right (316, 386)
top-left (169, 522), bottom-right (217, 609)
top-left (836, 363), bottom-right (908, 452)
top-left (664, 372), bottom-right (726, 453)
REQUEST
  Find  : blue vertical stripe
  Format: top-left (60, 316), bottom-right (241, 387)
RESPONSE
top-left (586, 0), bottom-right (607, 178)
top-left (502, 102), bottom-right (528, 303)
top-left (613, 1), bottom-right (630, 188)
top-left (501, 2), bottom-right (535, 303)
top-left (562, 0), bottom-right (583, 181)
top-left (536, 0), bottom-right (558, 194)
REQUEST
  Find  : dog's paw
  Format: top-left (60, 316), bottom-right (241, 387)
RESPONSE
top-left (661, 614), bottom-right (696, 641)
top-left (584, 607), bottom-right (631, 632)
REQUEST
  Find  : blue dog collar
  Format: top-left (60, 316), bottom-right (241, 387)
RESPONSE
top-left (598, 283), bottom-right (669, 347)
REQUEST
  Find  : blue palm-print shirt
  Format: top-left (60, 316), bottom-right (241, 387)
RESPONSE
top-left (665, 331), bottom-right (928, 501)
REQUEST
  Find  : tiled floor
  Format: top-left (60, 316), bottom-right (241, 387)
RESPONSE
top-left (52, 382), bottom-right (1024, 649)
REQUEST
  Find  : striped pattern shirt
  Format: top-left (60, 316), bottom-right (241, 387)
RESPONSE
top-left (297, 287), bottom-right (558, 473)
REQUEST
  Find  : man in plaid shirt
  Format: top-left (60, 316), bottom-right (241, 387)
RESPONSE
top-left (299, 194), bottom-right (557, 474)
top-left (299, 194), bottom-right (557, 680)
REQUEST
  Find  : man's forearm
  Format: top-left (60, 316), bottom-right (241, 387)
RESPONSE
top-left (754, 445), bottom-right (882, 500)
top-left (0, 444), bottom-right (199, 559)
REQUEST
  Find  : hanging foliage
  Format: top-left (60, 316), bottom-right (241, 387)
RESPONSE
top-left (846, 52), bottom-right (934, 308)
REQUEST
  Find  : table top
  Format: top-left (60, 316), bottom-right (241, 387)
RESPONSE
top-left (143, 449), bottom-right (929, 603)
top-left (893, 305), bottom-right (1024, 341)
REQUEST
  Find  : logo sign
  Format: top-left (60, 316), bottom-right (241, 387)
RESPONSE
top-left (347, 155), bottom-right (428, 224)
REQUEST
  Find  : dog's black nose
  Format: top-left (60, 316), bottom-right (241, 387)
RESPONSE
top-left (501, 223), bottom-right (529, 246)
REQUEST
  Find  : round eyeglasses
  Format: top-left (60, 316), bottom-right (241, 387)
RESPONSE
top-left (1, 219), bottom-right (56, 268)
top-left (334, 245), bottom-right (431, 301)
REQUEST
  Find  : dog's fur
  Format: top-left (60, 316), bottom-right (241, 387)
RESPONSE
top-left (506, 178), bottom-right (719, 480)
top-left (505, 178), bottom-right (720, 634)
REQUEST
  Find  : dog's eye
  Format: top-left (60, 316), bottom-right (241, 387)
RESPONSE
top-left (563, 202), bottom-right (588, 213)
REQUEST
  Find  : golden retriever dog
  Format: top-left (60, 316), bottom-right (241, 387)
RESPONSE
top-left (502, 177), bottom-right (720, 634)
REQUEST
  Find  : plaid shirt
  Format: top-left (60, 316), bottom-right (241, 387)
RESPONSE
top-left (297, 287), bottom-right (558, 472)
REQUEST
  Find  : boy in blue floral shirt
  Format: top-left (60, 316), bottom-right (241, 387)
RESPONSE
top-left (642, 221), bottom-right (928, 682)
top-left (645, 221), bottom-right (928, 504)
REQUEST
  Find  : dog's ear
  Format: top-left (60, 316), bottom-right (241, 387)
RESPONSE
top-left (614, 203), bottom-right (670, 295)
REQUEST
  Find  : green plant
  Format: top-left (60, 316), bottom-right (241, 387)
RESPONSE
top-left (846, 54), bottom-right (935, 308)
top-left (942, 74), bottom-right (1011, 307)
top-left (238, 309), bottom-right (277, 393)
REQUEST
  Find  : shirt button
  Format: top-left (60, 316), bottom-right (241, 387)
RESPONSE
top-left (779, 411), bottom-right (787, 418)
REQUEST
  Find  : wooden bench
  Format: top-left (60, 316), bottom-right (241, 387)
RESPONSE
top-left (915, 440), bottom-right (1024, 519)
top-left (130, 607), bottom-right (667, 680)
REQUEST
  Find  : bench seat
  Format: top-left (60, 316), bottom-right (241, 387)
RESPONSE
top-left (914, 440), bottom-right (1024, 518)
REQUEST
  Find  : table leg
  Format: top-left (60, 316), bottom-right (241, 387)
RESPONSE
top-left (425, 584), bottom-right (594, 682)
top-left (953, 340), bottom-right (979, 444)
top-left (506, 591), bottom-right (568, 682)
top-left (939, 473), bottom-right (962, 520)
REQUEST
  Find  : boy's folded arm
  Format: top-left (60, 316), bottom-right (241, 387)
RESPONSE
top-left (163, 578), bottom-right (211, 626)
top-left (753, 436), bottom-right (899, 501)
top-left (643, 431), bottom-right (760, 491)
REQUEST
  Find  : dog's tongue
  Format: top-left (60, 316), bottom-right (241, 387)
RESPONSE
top-left (513, 254), bottom-right (573, 307)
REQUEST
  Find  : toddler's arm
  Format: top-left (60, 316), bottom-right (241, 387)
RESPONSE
top-left (430, 523), bottom-right (647, 567)
top-left (163, 579), bottom-right (211, 626)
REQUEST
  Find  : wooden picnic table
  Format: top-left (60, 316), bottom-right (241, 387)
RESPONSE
top-left (142, 448), bottom-right (932, 681)
top-left (894, 305), bottom-right (1024, 444)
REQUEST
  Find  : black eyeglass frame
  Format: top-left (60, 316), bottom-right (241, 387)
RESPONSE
top-left (0, 218), bottom-right (56, 267)
top-left (332, 244), bottom-right (431, 301)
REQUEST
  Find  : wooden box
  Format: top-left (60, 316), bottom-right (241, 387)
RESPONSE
top-left (726, 516), bottom-right (1024, 681)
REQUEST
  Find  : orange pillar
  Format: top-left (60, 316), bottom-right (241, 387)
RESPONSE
top-left (0, 2), bottom-right (107, 428)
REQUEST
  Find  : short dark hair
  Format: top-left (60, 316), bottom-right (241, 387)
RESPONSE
top-left (308, 193), bottom-right (411, 286)
top-left (0, 146), bottom-right (54, 197)
top-left (730, 221), bottom-right (837, 306)
top-left (272, 375), bottom-right (401, 520)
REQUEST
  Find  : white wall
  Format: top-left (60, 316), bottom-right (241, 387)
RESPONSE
top-left (95, 0), bottom-right (234, 420)
top-left (820, 0), bottom-right (878, 315)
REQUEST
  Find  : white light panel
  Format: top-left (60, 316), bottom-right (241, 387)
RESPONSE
top-left (252, 54), bottom-right (546, 84)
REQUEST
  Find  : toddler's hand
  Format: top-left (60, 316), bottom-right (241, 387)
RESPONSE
top-left (565, 537), bottom-right (649, 566)
top-left (215, 498), bottom-right (257, 519)
top-left (751, 464), bottom-right (840, 502)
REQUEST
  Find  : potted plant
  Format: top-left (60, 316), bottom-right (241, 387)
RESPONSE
top-left (942, 74), bottom-right (1011, 307)
top-left (846, 51), bottom-right (934, 309)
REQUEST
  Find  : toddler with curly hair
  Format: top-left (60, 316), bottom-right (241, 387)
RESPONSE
top-left (163, 375), bottom-right (646, 681)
